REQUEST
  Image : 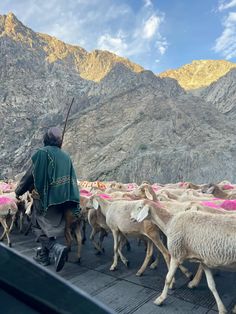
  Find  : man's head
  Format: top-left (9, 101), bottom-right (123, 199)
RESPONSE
top-left (43, 127), bottom-right (63, 148)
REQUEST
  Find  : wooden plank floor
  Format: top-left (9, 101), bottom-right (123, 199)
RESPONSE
top-left (6, 228), bottom-right (236, 314)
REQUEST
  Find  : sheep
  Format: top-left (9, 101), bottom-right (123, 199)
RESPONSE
top-left (201, 183), bottom-right (236, 199)
top-left (0, 195), bottom-right (18, 246)
top-left (131, 199), bottom-right (236, 314)
top-left (92, 195), bottom-right (192, 280)
top-left (64, 195), bottom-right (91, 263)
top-left (87, 184), bottom-right (159, 262)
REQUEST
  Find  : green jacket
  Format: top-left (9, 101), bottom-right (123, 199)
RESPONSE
top-left (31, 146), bottom-right (80, 214)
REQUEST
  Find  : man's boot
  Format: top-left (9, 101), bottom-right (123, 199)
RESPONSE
top-left (50, 243), bottom-right (68, 272)
top-left (33, 247), bottom-right (50, 266)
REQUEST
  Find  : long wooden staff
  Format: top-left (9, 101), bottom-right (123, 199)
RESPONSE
top-left (61, 97), bottom-right (74, 145)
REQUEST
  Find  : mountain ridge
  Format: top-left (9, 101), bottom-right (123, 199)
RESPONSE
top-left (159, 59), bottom-right (236, 90)
top-left (0, 12), bottom-right (144, 82)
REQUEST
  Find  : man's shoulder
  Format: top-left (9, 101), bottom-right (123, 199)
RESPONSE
top-left (32, 147), bottom-right (47, 158)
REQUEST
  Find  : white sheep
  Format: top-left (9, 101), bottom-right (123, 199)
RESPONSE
top-left (92, 195), bottom-right (192, 280)
top-left (131, 199), bottom-right (236, 314)
top-left (0, 195), bottom-right (18, 246)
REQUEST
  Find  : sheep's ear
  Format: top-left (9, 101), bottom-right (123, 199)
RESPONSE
top-left (207, 186), bottom-right (215, 194)
top-left (131, 204), bottom-right (150, 222)
top-left (144, 186), bottom-right (153, 200)
top-left (137, 205), bottom-right (150, 222)
top-left (92, 198), bottom-right (99, 210)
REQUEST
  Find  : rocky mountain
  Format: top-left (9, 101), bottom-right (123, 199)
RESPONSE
top-left (1, 12), bottom-right (236, 184)
top-left (197, 69), bottom-right (236, 118)
top-left (0, 12), bottom-right (143, 82)
top-left (159, 60), bottom-right (236, 90)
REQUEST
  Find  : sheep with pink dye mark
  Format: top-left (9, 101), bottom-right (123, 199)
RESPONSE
top-left (0, 195), bottom-right (18, 246)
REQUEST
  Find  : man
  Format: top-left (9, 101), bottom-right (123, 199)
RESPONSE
top-left (15, 127), bottom-right (80, 272)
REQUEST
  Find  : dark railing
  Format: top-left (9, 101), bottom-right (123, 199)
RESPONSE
top-left (0, 244), bottom-right (113, 314)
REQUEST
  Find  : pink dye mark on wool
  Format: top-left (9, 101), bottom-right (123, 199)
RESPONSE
top-left (80, 189), bottom-right (92, 195)
top-left (152, 186), bottom-right (159, 192)
top-left (222, 184), bottom-right (235, 190)
top-left (127, 184), bottom-right (136, 190)
top-left (98, 193), bottom-right (112, 200)
top-left (0, 183), bottom-right (11, 192)
top-left (220, 200), bottom-right (236, 211)
top-left (80, 191), bottom-right (93, 197)
top-left (178, 182), bottom-right (188, 188)
top-left (0, 196), bottom-right (15, 204)
top-left (201, 201), bottom-right (220, 209)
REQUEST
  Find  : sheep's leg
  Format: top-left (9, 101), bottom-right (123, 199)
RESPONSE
top-left (154, 257), bottom-right (179, 305)
top-left (149, 253), bottom-right (159, 269)
top-left (0, 218), bottom-right (7, 241)
top-left (117, 235), bottom-right (129, 267)
top-left (146, 232), bottom-right (170, 269)
top-left (125, 237), bottom-right (131, 252)
top-left (1, 219), bottom-right (11, 247)
top-left (97, 229), bottom-right (108, 252)
top-left (74, 222), bottom-right (82, 263)
top-left (188, 264), bottom-right (204, 288)
top-left (9, 214), bottom-right (16, 232)
top-left (202, 265), bottom-right (227, 314)
top-left (64, 227), bottom-right (73, 252)
top-left (232, 304), bottom-right (236, 313)
top-left (145, 230), bottom-right (177, 288)
top-left (178, 264), bottom-right (193, 279)
top-left (81, 220), bottom-right (86, 244)
top-left (89, 227), bottom-right (104, 253)
top-left (136, 240), bottom-right (153, 276)
top-left (19, 212), bottom-right (23, 233)
top-left (110, 230), bottom-right (120, 271)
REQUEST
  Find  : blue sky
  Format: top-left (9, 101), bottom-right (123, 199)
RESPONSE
top-left (0, 0), bottom-right (236, 73)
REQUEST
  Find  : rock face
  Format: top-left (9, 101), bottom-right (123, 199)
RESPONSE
top-left (1, 13), bottom-right (236, 184)
top-left (159, 60), bottom-right (236, 90)
top-left (198, 69), bottom-right (236, 117)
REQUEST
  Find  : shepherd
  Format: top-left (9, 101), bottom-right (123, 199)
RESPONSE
top-left (15, 126), bottom-right (80, 272)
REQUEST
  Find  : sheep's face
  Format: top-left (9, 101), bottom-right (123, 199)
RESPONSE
top-left (130, 204), bottom-right (150, 223)
top-left (201, 184), bottom-right (215, 194)
top-left (136, 184), bottom-right (155, 200)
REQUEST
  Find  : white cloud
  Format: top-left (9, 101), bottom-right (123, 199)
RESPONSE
top-left (97, 33), bottom-right (128, 55)
top-left (218, 0), bottom-right (236, 11)
top-left (213, 11), bottom-right (236, 59)
top-left (142, 15), bottom-right (162, 39)
top-left (143, 0), bottom-right (153, 8)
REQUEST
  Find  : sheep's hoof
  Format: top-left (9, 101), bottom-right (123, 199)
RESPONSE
top-left (8, 243), bottom-right (12, 248)
top-left (125, 261), bottom-right (130, 268)
top-left (136, 271), bottom-right (143, 277)
top-left (102, 248), bottom-right (105, 253)
top-left (154, 296), bottom-right (164, 306)
top-left (150, 262), bottom-right (158, 269)
top-left (67, 247), bottom-right (72, 253)
top-left (82, 238), bottom-right (86, 245)
top-left (77, 258), bottom-right (81, 264)
top-left (186, 271), bottom-right (193, 279)
top-left (110, 265), bottom-right (117, 271)
top-left (187, 281), bottom-right (196, 289)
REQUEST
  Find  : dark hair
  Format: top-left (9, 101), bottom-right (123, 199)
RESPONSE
top-left (43, 127), bottom-right (63, 148)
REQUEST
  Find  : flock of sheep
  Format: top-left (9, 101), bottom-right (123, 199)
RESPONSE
top-left (1, 179), bottom-right (236, 314)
